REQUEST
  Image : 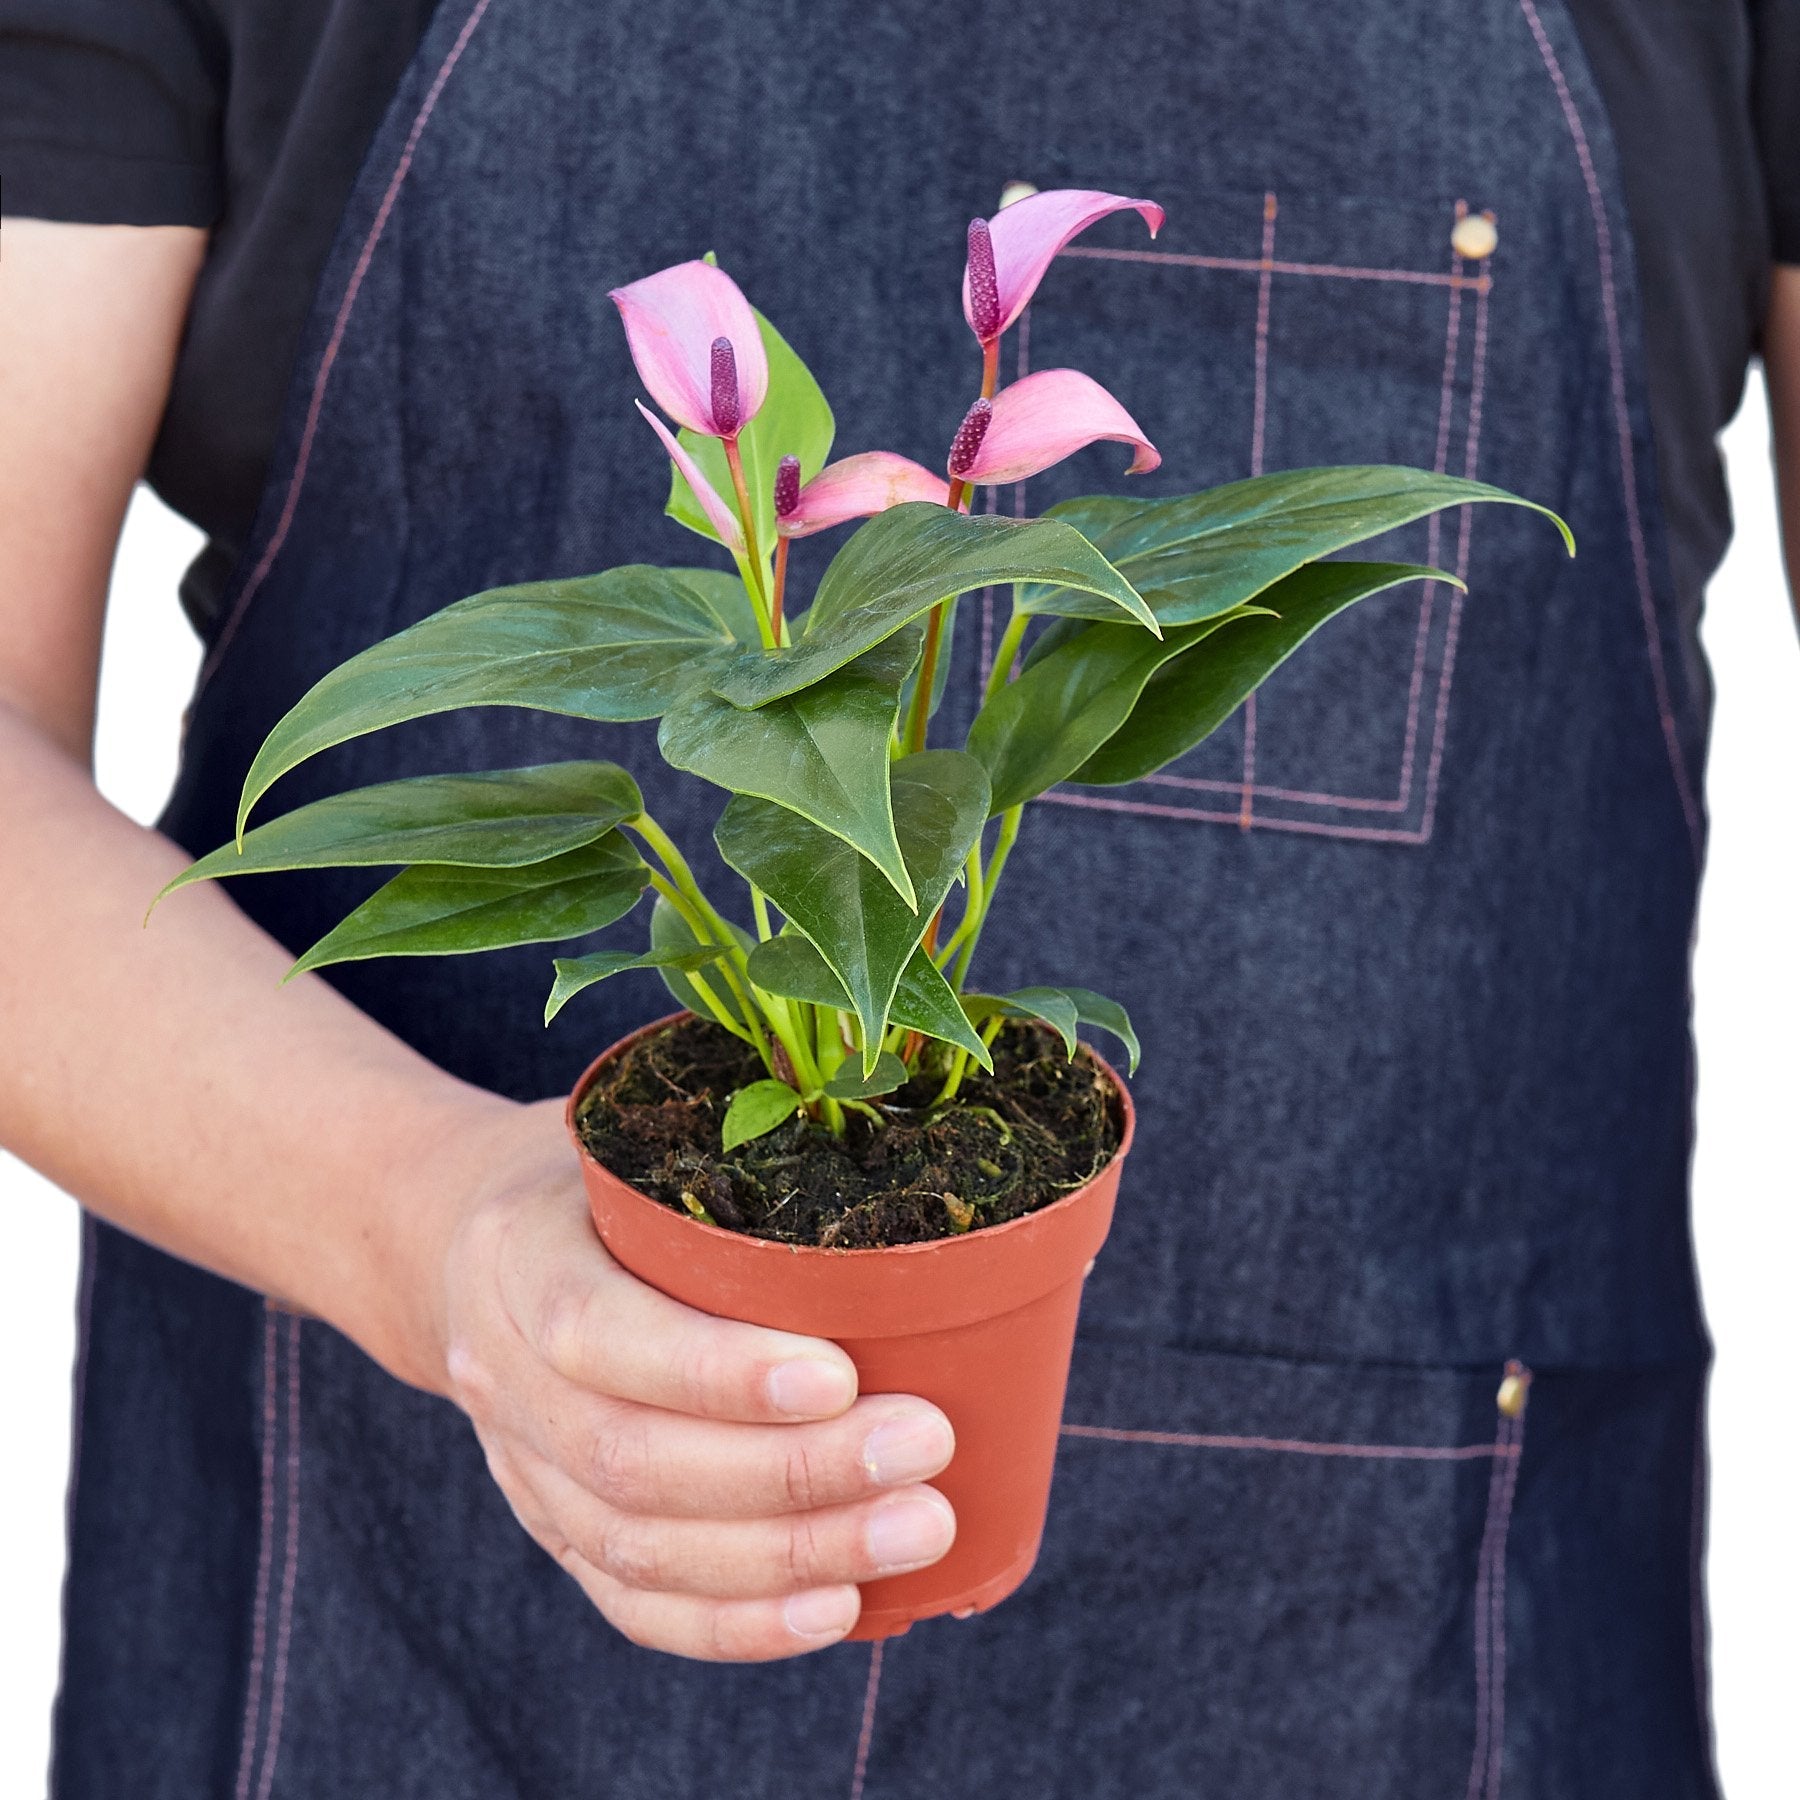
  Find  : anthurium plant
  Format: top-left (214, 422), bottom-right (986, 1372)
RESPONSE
top-left (162, 189), bottom-right (1568, 1155)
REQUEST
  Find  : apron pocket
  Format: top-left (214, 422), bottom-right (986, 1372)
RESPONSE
top-left (989, 185), bottom-right (1503, 846)
top-left (854, 1336), bottom-right (1525, 1800)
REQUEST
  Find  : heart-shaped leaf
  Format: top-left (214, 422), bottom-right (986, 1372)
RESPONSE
top-left (286, 834), bottom-right (648, 979)
top-left (666, 567), bottom-right (765, 647)
top-left (965, 984), bottom-right (1141, 1073)
top-left (716, 751), bottom-right (990, 1070)
top-left (659, 629), bottom-right (922, 904)
top-left (745, 931), bottom-right (992, 1068)
top-left (667, 306), bottom-right (835, 556)
top-left (1070, 562), bottom-right (1453, 786)
top-left (711, 505), bottom-right (1155, 709)
top-left (967, 609), bottom-right (1266, 813)
top-left (649, 895), bottom-right (755, 1031)
top-left (1023, 467), bottom-right (1570, 627)
top-left (823, 1051), bottom-right (910, 1100)
top-left (238, 565), bottom-right (737, 837)
top-left (722, 1079), bottom-right (804, 1151)
top-left (545, 943), bottom-right (727, 1024)
top-left (161, 762), bottom-right (641, 910)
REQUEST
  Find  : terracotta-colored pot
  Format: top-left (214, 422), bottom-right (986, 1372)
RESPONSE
top-left (566, 1012), bottom-right (1134, 1640)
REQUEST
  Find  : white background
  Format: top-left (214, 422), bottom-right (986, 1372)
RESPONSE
top-left (3, 376), bottom-right (1796, 1795)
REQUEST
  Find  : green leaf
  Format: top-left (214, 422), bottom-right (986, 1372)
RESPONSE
top-left (238, 566), bottom-right (736, 837)
top-left (1071, 561), bottom-right (1453, 785)
top-left (544, 944), bottom-right (727, 1024)
top-left (967, 608), bottom-right (1267, 813)
top-left (711, 505), bottom-right (1156, 709)
top-left (745, 931), bottom-right (992, 1069)
top-left (721, 1079), bottom-right (804, 1151)
top-left (1023, 467), bottom-right (1571, 627)
top-left (650, 895), bottom-right (755, 1030)
top-left (823, 1051), bottom-right (910, 1100)
top-left (286, 835), bottom-right (648, 979)
top-left (667, 307), bottom-right (835, 555)
top-left (966, 984), bottom-right (1141, 1074)
top-left (667, 567), bottom-right (764, 648)
top-left (716, 751), bottom-right (990, 1071)
top-left (659, 628), bottom-right (922, 904)
top-left (160, 762), bottom-right (641, 910)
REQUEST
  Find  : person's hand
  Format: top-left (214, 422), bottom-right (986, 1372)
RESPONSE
top-left (421, 1098), bottom-right (957, 1661)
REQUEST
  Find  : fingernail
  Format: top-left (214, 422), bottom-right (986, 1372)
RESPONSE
top-left (785, 1586), bottom-right (860, 1640)
top-left (866, 1493), bottom-right (956, 1574)
top-left (767, 1359), bottom-right (855, 1418)
top-left (861, 1411), bottom-right (955, 1486)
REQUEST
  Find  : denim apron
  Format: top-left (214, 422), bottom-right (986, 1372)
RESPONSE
top-left (54, 3), bottom-right (1718, 1795)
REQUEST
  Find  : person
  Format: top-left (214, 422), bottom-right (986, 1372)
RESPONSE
top-left (2, 1), bottom-right (1795, 1794)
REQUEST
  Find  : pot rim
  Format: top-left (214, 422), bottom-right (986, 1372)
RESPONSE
top-left (564, 1008), bottom-right (1136, 1261)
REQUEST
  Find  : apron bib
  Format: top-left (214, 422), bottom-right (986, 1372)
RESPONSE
top-left (56, 3), bottom-right (1717, 1795)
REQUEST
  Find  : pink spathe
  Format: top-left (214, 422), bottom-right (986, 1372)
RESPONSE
top-left (780, 452), bottom-right (951, 538)
top-left (610, 260), bottom-right (769, 437)
top-left (634, 401), bottom-right (746, 555)
top-left (958, 368), bottom-right (1160, 486)
top-left (961, 189), bottom-right (1164, 343)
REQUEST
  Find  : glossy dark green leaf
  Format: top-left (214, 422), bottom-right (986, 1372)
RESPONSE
top-left (722, 1079), bottom-right (804, 1151)
top-left (1072, 562), bottom-right (1456, 785)
top-left (716, 751), bottom-right (990, 1070)
top-left (966, 984), bottom-right (1141, 1074)
top-left (544, 944), bottom-right (727, 1024)
top-left (967, 608), bottom-right (1266, 813)
top-left (238, 566), bottom-right (736, 837)
top-left (659, 628), bottom-right (922, 904)
top-left (667, 567), bottom-right (764, 648)
top-left (1022, 467), bottom-right (1571, 627)
top-left (286, 834), bottom-right (648, 979)
top-left (823, 1051), bottom-right (910, 1100)
top-left (161, 763), bottom-right (641, 910)
top-left (668, 307), bottom-right (835, 556)
top-left (745, 931), bottom-right (992, 1068)
top-left (649, 895), bottom-right (755, 1030)
top-left (711, 505), bottom-right (1155, 709)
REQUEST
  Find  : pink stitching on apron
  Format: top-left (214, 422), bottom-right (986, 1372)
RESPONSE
top-left (847, 1640), bottom-right (884, 1800)
top-left (1465, 1363), bottom-right (1530, 1800)
top-left (232, 1304), bottom-right (281, 1800)
top-left (198, 0), bottom-right (499, 691)
top-left (1239, 192), bottom-right (1279, 829)
top-left (1060, 1424), bottom-right (1518, 1461)
top-left (255, 1313), bottom-right (303, 1800)
top-left (1514, 0), bottom-right (1704, 866)
top-left (1061, 244), bottom-right (1490, 292)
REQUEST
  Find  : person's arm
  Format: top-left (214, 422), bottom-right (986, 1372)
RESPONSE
top-left (0, 218), bottom-right (956, 1660)
top-left (1766, 265), bottom-right (1800, 614)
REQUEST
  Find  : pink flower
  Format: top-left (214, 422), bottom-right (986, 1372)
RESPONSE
top-left (776, 452), bottom-right (951, 539)
top-left (962, 189), bottom-right (1164, 345)
top-left (634, 401), bottom-right (745, 555)
top-left (610, 260), bottom-right (768, 438)
top-left (952, 369), bottom-right (1160, 485)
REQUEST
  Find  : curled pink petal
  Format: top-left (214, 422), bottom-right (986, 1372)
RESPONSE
top-left (961, 189), bottom-right (1164, 342)
top-left (957, 368), bottom-right (1161, 486)
top-left (635, 401), bottom-right (745, 555)
top-left (780, 452), bottom-right (951, 539)
top-left (610, 260), bottom-right (769, 436)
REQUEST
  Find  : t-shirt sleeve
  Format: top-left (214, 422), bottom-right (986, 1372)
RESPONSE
top-left (0, 0), bottom-right (225, 225)
top-left (1755, 0), bottom-right (1800, 263)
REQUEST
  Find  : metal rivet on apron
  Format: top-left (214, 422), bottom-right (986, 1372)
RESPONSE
top-left (1452, 210), bottom-right (1498, 260)
top-left (998, 180), bottom-right (1039, 210)
top-left (1496, 1363), bottom-right (1531, 1418)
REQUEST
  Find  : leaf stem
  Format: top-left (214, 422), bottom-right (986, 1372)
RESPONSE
top-left (983, 607), bottom-right (1030, 708)
top-left (723, 437), bottom-right (775, 643)
top-left (771, 534), bottom-right (790, 644)
top-left (952, 803), bottom-right (1022, 989)
top-left (905, 607), bottom-right (946, 753)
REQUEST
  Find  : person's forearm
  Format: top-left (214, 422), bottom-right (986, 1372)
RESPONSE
top-left (0, 702), bottom-right (518, 1390)
top-left (1765, 265), bottom-right (1800, 617)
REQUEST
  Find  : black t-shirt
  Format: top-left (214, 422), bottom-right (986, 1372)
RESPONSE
top-left (1, 0), bottom-right (1795, 636)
